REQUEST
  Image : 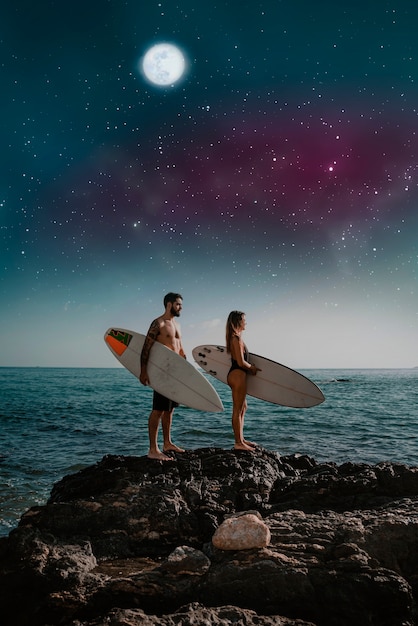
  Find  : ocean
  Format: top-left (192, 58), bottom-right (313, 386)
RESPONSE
top-left (0, 366), bottom-right (417, 537)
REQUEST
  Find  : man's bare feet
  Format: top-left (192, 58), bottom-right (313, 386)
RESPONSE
top-left (147, 449), bottom-right (174, 461)
top-left (163, 443), bottom-right (185, 453)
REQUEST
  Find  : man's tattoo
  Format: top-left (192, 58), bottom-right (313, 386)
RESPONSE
top-left (141, 319), bottom-right (160, 366)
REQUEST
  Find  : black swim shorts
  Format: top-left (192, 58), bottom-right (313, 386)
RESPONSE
top-left (152, 390), bottom-right (179, 411)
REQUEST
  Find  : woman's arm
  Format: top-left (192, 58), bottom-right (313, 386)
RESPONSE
top-left (231, 336), bottom-right (251, 370)
top-left (230, 335), bottom-right (260, 375)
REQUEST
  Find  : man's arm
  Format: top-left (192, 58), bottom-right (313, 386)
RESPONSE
top-left (139, 319), bottom-right (160, 385)
top-left (178, 340), bottom-right (186, 359)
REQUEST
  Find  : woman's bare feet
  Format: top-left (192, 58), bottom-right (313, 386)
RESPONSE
top-left (244, 439), bottom-right (258, 448)
top-left (234, 441), bottom-right (255, 451)
top-left (163, 443), bottom-right (185, 453)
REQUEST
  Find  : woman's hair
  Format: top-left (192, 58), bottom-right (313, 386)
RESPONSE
top-left (226, 310), bottom-right (245, 353)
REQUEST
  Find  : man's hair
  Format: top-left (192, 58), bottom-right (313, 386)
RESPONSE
top-left (164, 292), bottom-right (183, 307)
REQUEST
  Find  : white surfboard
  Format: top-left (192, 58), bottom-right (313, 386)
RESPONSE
top-left (192, 345), bottom-right (325, 408)
top-left (105, 328), bottom-right (224, 412)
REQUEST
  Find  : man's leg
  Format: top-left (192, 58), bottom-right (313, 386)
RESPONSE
top-left (162, 410), bottom-right (185, 453)
top-left (148, 410), bottom-right (173, 460)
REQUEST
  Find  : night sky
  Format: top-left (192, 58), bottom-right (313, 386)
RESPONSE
top-left (1, 1), bottom-right (417, 368)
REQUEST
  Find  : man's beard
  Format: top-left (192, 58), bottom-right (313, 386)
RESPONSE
top-left (171, 306), bottom-right (180, 317)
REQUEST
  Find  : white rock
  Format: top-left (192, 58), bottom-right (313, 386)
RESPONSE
top-left (212, 513), bottom-right (271, 550)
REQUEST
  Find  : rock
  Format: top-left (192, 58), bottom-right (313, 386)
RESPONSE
top-left (212, 511), bottom-right (271, 550)
top-left (0, 447), bottom-right (417, 626)
top-left (85, 602), bottom-right (316, 625)
top-left (159, 545), bottom-right (211, 575)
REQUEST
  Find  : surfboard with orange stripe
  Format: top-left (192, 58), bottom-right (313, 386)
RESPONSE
top-left (104, 328), bottom-right (223, 413)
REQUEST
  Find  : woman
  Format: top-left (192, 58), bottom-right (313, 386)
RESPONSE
top-left (226, 311), bottom-right (260, 450)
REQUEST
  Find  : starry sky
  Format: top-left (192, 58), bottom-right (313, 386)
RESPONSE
top-left (1, 1), bottom-right (417, 368)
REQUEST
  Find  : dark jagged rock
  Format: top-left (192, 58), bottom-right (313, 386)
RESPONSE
top-left (0, 447), bottom-right (417, 626)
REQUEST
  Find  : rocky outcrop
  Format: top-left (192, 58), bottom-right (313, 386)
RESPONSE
top-left (0, 447), bottom-right (417, 626)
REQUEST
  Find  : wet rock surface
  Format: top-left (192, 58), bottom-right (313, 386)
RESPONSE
top-left (0, 447), bottom-right (417, 625)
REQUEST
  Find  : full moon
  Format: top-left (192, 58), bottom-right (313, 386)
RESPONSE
top-left (141, 43), bottom-right (186, 87)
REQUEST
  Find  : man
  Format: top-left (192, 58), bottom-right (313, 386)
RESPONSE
top-left (140, 292), bottom-right (186, 460)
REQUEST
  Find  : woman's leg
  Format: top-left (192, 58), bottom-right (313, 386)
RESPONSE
top-left (228, 371), bottom-right (253, 450)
